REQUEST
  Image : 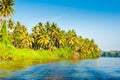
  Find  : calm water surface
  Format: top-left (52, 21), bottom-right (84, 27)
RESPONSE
top-left (0, 57), bottom-right (120, 80)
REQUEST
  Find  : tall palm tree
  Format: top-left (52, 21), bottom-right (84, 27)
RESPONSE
top-left (31, 26), bottom-right (39, 49)
top-left (50, 23), bottom-right (60, 47)
top-left (38, 22), bottom-right (44, 33)
top-left (12, 22), bottom-right (29, 48)
top-left (45, 21), bottom-right (50, 33)
top-left (66, 30), bottom-right (77, 49)
top-left (58, 30), bottom-right (66, 47)
top-left (0, 0), bottom-right (15, 43)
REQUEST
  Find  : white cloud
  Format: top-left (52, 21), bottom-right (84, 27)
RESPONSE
top-left (50, 16), bottom-right (62, 21)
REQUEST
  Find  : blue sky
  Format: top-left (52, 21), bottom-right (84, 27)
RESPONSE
top-left (13, 0), bottom-right (120, 51)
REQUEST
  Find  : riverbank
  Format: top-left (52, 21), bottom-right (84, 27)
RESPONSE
top-left (0, 41), bottom-right (101, 62)
top-left (0, 42), bottom-right (73, 62)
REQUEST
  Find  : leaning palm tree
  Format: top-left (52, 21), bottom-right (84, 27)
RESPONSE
top-left (0, 0), bottom-right (15, 43)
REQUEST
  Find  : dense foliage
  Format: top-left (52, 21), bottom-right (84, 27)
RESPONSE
top-left (0, 20), bottom-right (101, 59)
top-left (0, 0), bottom-right (15, 17)
top-left (101, 51), bottom-right (120, 57)
top-left (0, 0), bottom-right (101, 60)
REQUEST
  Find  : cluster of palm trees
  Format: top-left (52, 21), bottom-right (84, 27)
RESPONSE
top-left (1, 19), bottom-right (101, 56)
top-left (31, 22), bottom-right (80, 50)
top-left (0, 0), bottom-right (101, 58)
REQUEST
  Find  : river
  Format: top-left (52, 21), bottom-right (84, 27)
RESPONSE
top-left (0, 57), bottom-right (120, 80)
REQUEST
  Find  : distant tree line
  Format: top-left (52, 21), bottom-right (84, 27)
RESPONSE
top-left (101, 51), bottom-right (120, 57)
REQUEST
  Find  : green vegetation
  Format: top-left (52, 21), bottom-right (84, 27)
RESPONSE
top-left (0, 21), bottom-right (101, 61)
top-left (101, 51), bottom-right (120, 57)
top-left (0, 0), bottom-right (101, 61)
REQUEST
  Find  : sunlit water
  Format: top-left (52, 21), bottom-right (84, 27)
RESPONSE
top-left (0, 57), bottom-right (120, 80)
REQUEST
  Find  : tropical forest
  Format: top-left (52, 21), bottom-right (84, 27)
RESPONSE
top-left (0, 0), bottom-right (101, 61)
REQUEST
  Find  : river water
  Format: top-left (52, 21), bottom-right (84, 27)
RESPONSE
top-left (0, 57), bottom-right (120, 80)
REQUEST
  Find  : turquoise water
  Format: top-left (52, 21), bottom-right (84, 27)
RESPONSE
top-left (0, 57), bottom-right (120, 80)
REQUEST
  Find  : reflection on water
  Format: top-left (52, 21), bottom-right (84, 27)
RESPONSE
top-left (0, 58), bottom-right (120, 80)
top-left (0, 59), bottom-right (60, 78)
top-left (0, 59), bottom-right (60, 70)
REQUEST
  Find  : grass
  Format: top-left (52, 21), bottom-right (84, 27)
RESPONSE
top-left (0, 41), bottom-right (100, 62)
top-left (0, 42), bottom-right (73, 61)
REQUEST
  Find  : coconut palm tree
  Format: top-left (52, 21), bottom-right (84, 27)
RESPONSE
top-left (38, 22), bottom-right (44, 33)
top-left (58, 30), bottom-right (66, 47)
top-left (12, 22), bottom-right (29, 48)
top-left (0, 0), bottom-right (15, 44)
top-left (37, 32), bottom-right (50, 49)
top-left (8, 18), bottom-right (14, 30)
top-left (45, 21), bottom-right (50, 33)
top-left (66, 29), bottom-right (77, 49)
top-left (0, 0), bottom-right (15, 18)
top-left (31, 26), bottom-right (39, 49)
